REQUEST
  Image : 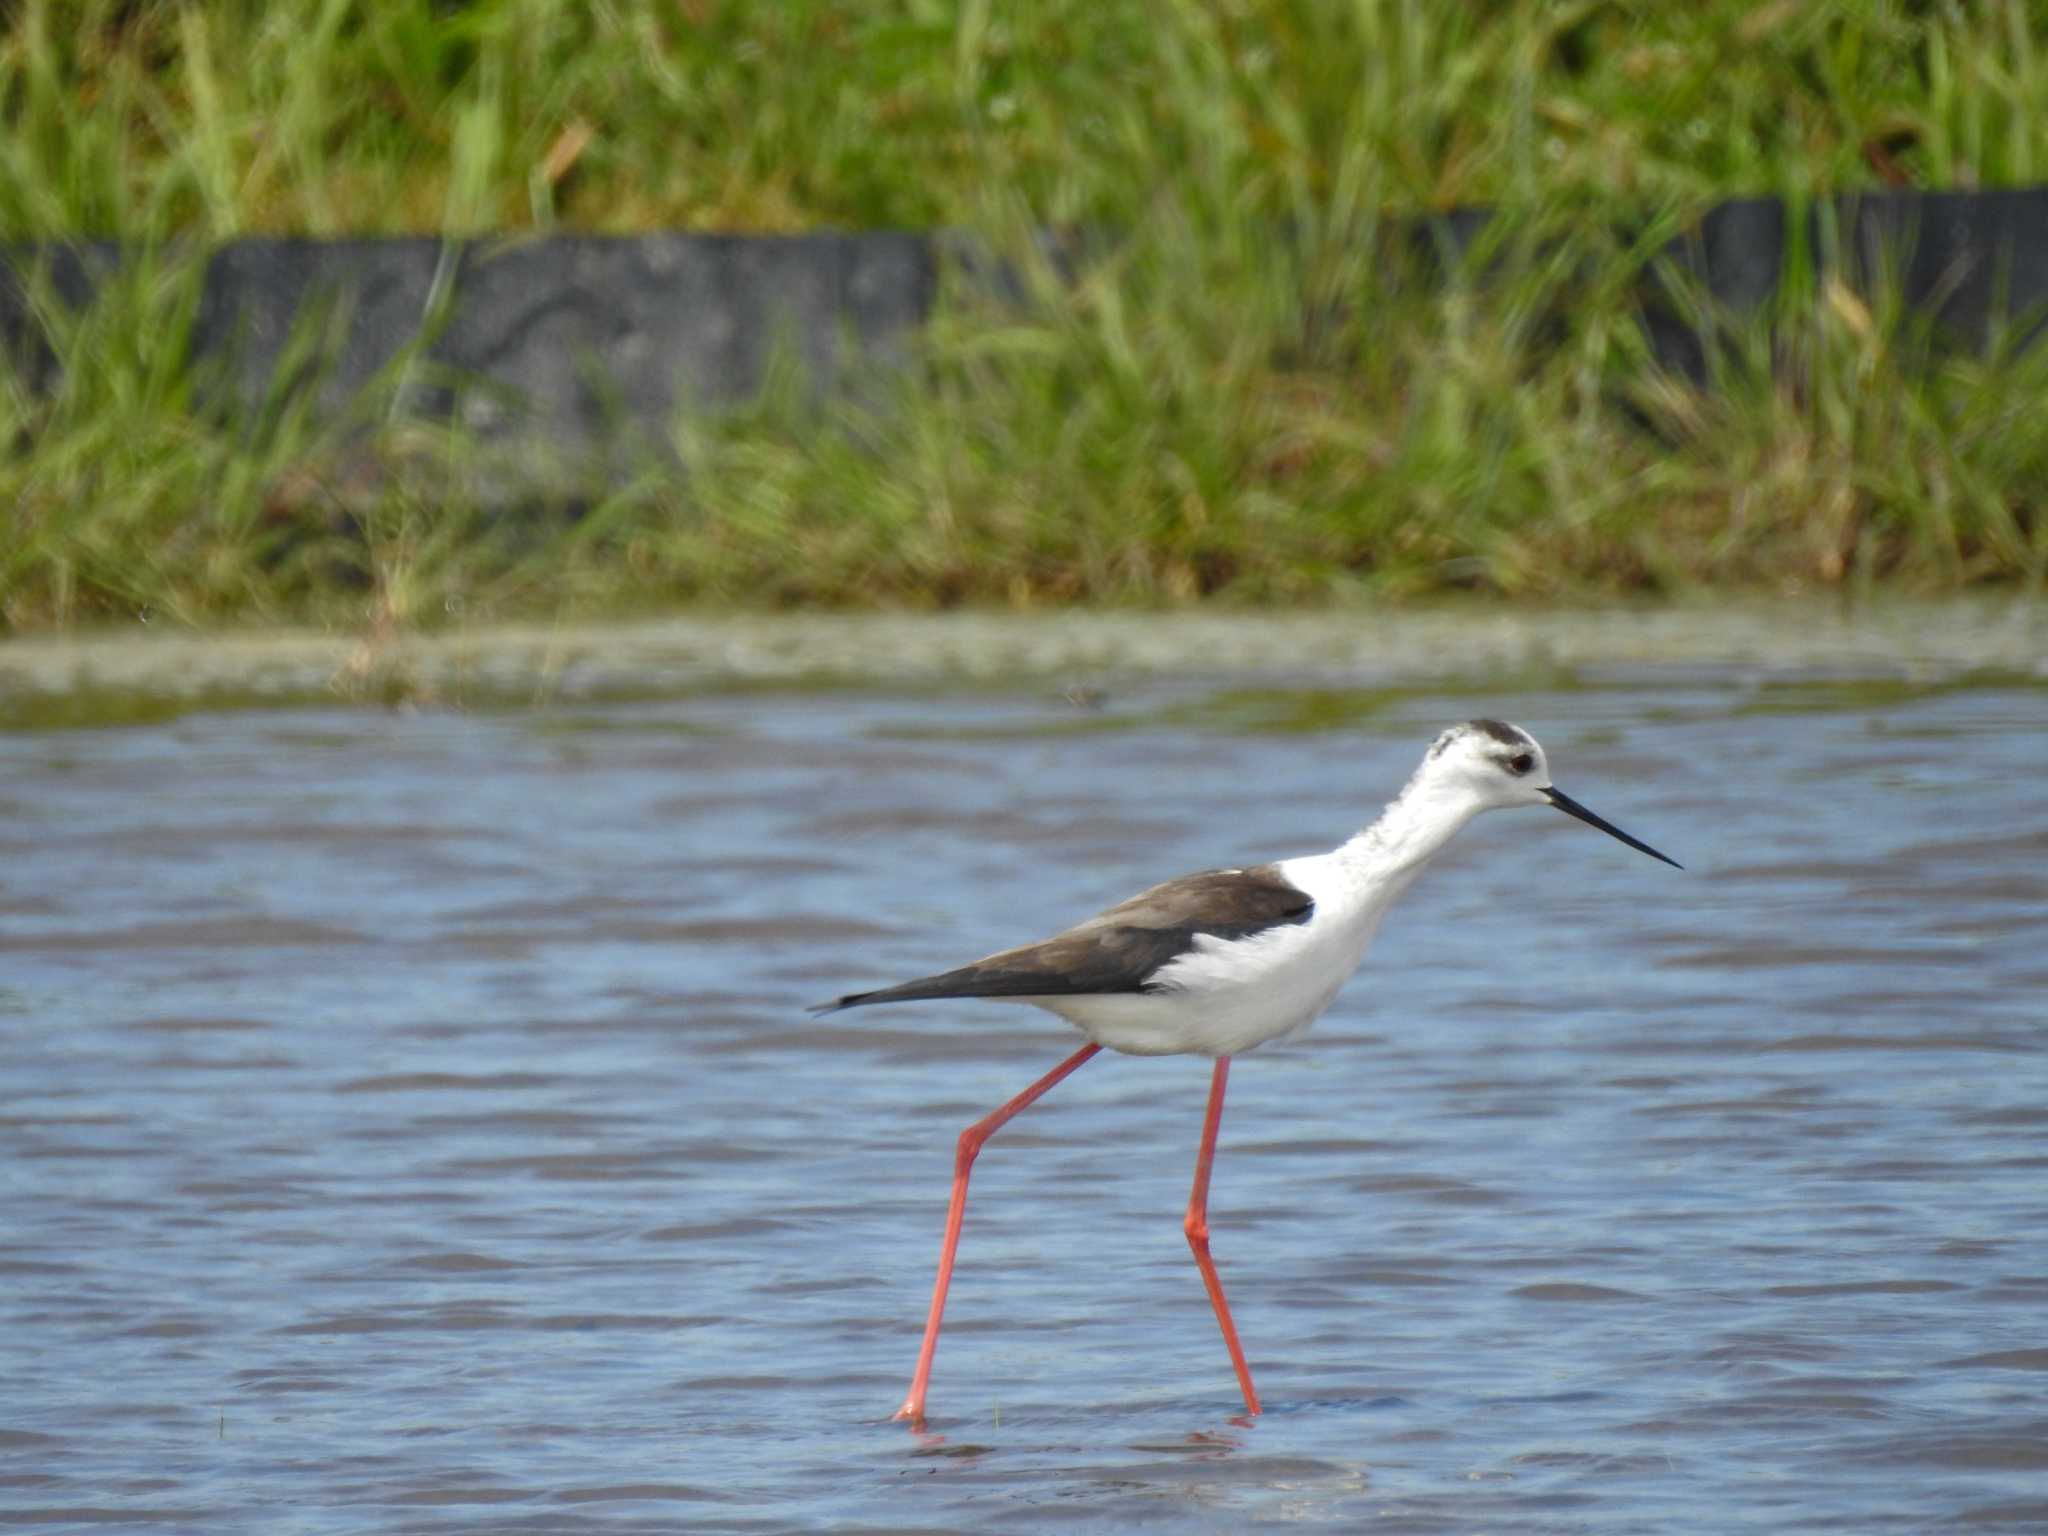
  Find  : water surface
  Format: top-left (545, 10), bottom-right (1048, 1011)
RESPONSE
top-left (2, 676), bottom-right (2044, 1532)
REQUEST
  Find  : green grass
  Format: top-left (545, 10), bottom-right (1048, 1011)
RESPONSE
top-left (8, 0), bottom-right (2047, 238)
top-left (5, 0), bottom-right (2048, 631)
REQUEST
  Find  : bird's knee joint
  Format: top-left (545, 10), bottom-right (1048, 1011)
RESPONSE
top-left (1183, 1211), bottom-right (1209, 1245)
top-left (954, 1126), bottom-right (987, 1173)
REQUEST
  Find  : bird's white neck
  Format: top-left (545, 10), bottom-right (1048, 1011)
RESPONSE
top-left (1328, 773), bottom-right (1485, 913)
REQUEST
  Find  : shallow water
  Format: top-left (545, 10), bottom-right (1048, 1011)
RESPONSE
top-left (2, 675), bottom-right (2045, 1533)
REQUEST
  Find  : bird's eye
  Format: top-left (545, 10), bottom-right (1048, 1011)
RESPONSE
top-left (1508, 752), bottom-right (1534, 775)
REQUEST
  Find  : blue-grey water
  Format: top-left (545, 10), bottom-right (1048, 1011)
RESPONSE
top-left (2, 675), bottom-right (2045, 1533)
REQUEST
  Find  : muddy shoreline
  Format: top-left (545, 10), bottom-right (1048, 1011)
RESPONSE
top-left (2, 600), bottom-right (2043, 721)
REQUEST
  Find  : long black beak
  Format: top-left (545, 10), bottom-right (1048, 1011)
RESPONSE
top-left (1542, 786), bottom-right (1683, 869)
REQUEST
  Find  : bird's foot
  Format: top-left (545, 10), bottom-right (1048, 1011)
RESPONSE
top-left (892, 1399), bottom-right (927, 1430)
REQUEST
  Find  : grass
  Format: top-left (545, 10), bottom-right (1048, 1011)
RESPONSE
top-left (5, 0), bottom-right (2048, 631)
top-left (9, 0), bottom-right (2047, 238)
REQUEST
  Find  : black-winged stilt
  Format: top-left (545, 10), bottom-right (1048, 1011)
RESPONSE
top-left (815, 719), bottom-right (1680, 1426)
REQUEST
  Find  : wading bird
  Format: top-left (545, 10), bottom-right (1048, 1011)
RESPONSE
top-left (815, 719), bottom-right (1680, 1425)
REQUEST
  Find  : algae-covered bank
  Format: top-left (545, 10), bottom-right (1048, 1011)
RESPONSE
top-left (2, 602), bottom-right (2044, 728)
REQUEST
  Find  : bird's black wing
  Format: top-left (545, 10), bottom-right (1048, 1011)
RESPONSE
top-left (809, 864), bottom-right (1313, 1014)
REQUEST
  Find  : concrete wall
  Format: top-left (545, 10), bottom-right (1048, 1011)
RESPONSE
top-left (4, 188), bottom-right (2045, 468)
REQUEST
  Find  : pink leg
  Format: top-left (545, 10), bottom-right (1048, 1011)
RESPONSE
top-left (896, 1041), bottom-right (1102, 1425)
top-left (1185, 1056), bottom-right (1260, 1416)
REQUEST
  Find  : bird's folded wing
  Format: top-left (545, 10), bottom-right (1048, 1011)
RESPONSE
top-left (810, 864), bottom-right (1313, 1013)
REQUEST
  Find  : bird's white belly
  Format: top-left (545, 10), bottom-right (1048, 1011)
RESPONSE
top-left (1028, 904), bottom-right (1378, 1057)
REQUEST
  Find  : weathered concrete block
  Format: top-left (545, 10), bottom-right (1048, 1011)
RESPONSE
top-left (4, 189), bottom-right (2046, 480)
top-left (433, 232), bottom-right (934, 446)
top-left (2, 230), bottom-right (937, 464)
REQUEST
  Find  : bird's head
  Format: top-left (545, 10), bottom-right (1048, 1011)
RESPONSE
top-left (1420, 719), bottom-right (1681, 868)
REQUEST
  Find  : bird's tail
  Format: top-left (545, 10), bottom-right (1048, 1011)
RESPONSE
top-left (807, 961), bottom-right (1059, 1015)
